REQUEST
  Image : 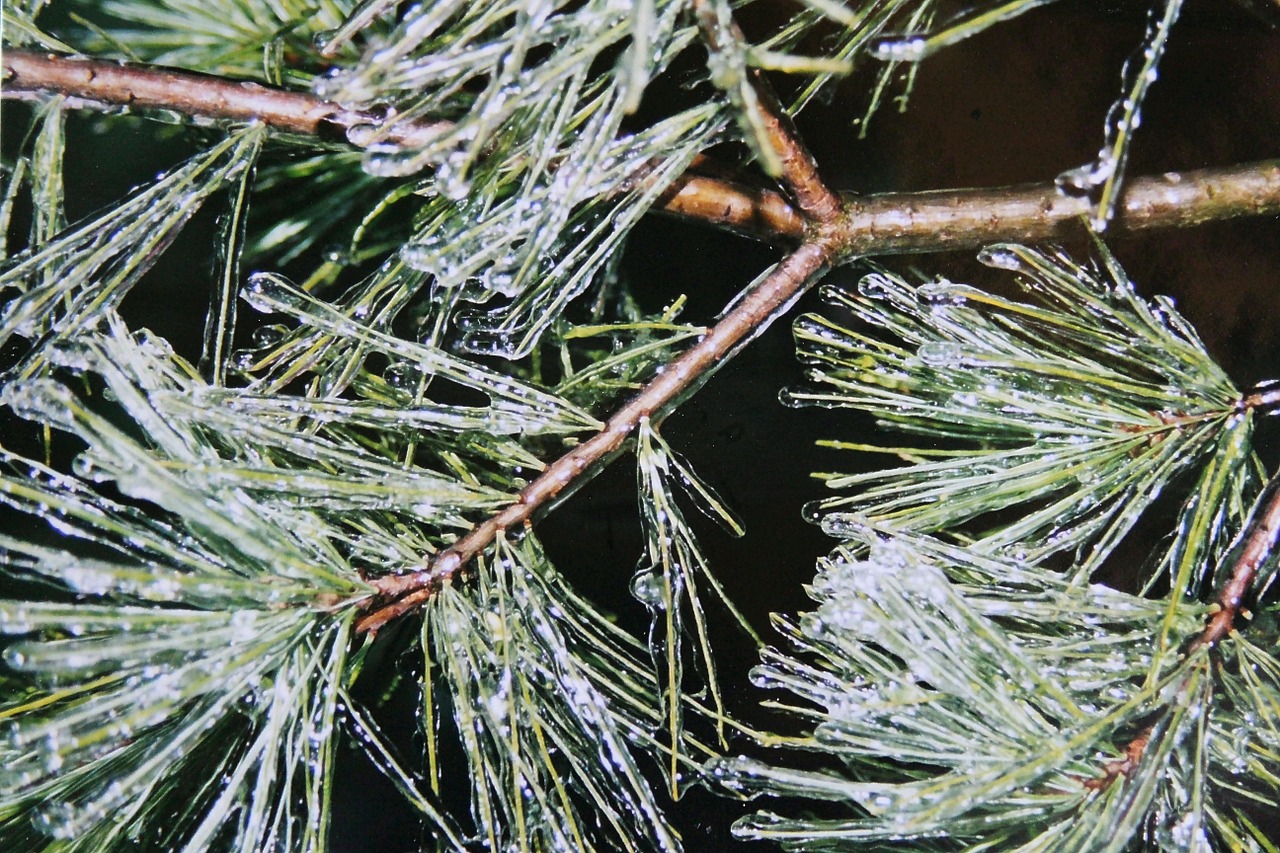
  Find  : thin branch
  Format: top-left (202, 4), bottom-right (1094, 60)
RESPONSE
top-left (691, 0), bottom-right (842, 223)
top-left (2, 48), bottom-right (806, 239)
top-left (358, 14), bottom-right (846, 633)
top-left (1191, 466), bottom-right (1280, 651)
top-left (6, 51), bottom-right (1280, 245)
top-left (0, 48), bottom-right (451, 148)
top-left (1086, 461), bottom-right (1280, 792)
top-left (657, 162), bottom-right (1280, 246)
top-left (826, 165), bottom-right (1280, 254)
top-left (656, 171), bottom-right (805, 240)
top-left (356, 238), bottom-right (833, 634)
top-left (1081, 727), bottom-right (1152, 792)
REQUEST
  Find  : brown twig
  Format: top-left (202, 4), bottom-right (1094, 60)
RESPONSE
top-left (358, 9), bottom-right (853, 632)
top-left (6, 51), bottom-right (1280, 244)
top-left (0, 48), bottom-right (452, 148)
top-left (656, 161), bottom-right (1280, 246)
top-left (830, 164), bottom-right (1280, 253)
top-left (656, 172), bottom-right (806, 240)
top-left (690, 0), bottom-right (842, 224)
top-left (355, 238), bottom-right (833, 634)
top-left (1086, 462), bottom-right (1280, 792)
top-left (1081, 726), bottom-right (1152, 791)
top-left (1190, 466), bottom-right (1280, 652)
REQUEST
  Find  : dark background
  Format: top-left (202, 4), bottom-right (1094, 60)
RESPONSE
top-left (4, 0), bottom-right (1280, 849)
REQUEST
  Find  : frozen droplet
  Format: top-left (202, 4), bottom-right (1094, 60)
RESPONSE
top-left (630, 571), bottom-right (665, 609)
top-left (71, 452), bottom-right (107, 482)
top-left (431, 153), bottom-right (472, 201)
top-left (43, 343), bottom-right (94, 372)
top-left (917, 340), bottom-right (966, 367)
top-left (363, 147), bottom-right (423, 178)
top-left (460, 328), bottom-right (519, 359)
top-left (242, 272), bottom-right (303, 314)
top-left (230, 348), bottom-right (259, 372)
top-left (977, 245), bottom-right (1028, 272)
top-left (345, 123), bottom-right (381, 148)
top-left (3, 645), bottom-right (27, 668)
top-left (250, 324), bottom-right (285, 348)
top-left (704, 50), bottom-right (741, 92)
top-left (857, 273), bottom-right (893, 299)
top-left (36, 733), bottom-right (65, 772)
top-left (3, 380), bottom-right (74, 427)
top-left (0, 606), bottom-right (33, 633)
top-left (312, 29), bottom-right (337, 54)
top-left (1055, 150), bottom-right (1117, 197)
top-left (917, 280), bottom-right (971, 307)
top-left (383, 362), bottom-right (426, 391)
top-left (869, 35), bottom-right (927, 62)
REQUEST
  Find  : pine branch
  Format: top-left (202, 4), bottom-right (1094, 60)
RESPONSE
top-left (1193, 468), bottom-right (1280, 650)
top-left (1091, 465), bottom-right (1280, 793)
top-left (355, 30), bottom-right (848, 632)
top-left (7, 49), bottom-right (1280, 249)
top-left (0, 48), bottom-right (451, 148)
top-left (691, 0), bottom-right (841, 223)
top-left (356, 237), bottom-right (833, 634)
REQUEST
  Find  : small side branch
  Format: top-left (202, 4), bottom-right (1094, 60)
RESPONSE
top-left (1087, 465), bottom-right (1280, 791)
top-left (1192, 467), bottom-right (1280, 651)
top-left (7, 51), bottom-right (1280, 244)
top-left (356, 239), bottom-right (833, 634)
top-left (1, 49), bottom-right (451, 148)
top-left (1082, 727), bottom-right (1152, 792)
top-left (691, 0), bottom-right (842, 223)
top-left (657, 171), bottom-right (805, 240)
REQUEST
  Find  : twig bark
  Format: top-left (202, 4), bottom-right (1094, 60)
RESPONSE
top-left (829, 164), bottom-right (1280, 253)
top-left (1191, 466), bottom-right (1280, 651)
top-left (0, 48), bottom-right (452, 148)
top-left (6, 50), bottom-right (1280, 244)
top-left (1087, 462), bottom-right (1280, 791)
top-left (691, 0), bottom-right (842, 224)
top-left (1082, 727), bottom-right (1152, 792)
top-left (356, 238), bottom-right (833, 633)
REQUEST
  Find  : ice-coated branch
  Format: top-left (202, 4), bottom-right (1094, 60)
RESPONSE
top-left (358, 16), bottom-right (847, 633)
top-left (0, 48), bottom-right (452, 148)
top-left (6, 50), bottom-right (1280, 244)
top-left (1086, 462), bottom-right (1280, 792)
top-left (1193, 467), bottom-right (1280, 651)
top-left (691, 0), bottom-right (841, 223)
top-left (828, 164), bottom-right (1280, 252)
top-left (356, 238), bottom-right (832, 634)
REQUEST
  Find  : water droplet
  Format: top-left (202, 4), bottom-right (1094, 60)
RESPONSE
top-left (630, 571), bottom-right (665, 609)
top-left (71, 453), bottom-right (106, 482)
top-left (917, 279), bottom-right (971, 306)
top-left (857, 273), bottom-right (893, 299)
top-left (250, 324), bottom-right (285, 348)
top-left (917, 340), bottom-right (966, 367)
top-left (242, 272), bottom-right (304, 314)
top-left (3, 645), bottom-right (27, 668)
top-left (1055, 150), bottom-right (1117, 197)
top-left (976, 245), bottom-right (1028, 272)
top-left (312, 29), bottom-right (337, 54)
top-left (345, 123), bottom-right (381, 148)
top-left (869, 35), bottom-right (927, 62)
